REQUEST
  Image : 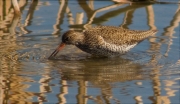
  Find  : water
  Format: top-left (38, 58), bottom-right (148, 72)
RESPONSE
top-left (0, 0), bottom-right (180, 103)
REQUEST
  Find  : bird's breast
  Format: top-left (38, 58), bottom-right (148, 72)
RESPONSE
top-left (76, 41), bottom-right (137, 56)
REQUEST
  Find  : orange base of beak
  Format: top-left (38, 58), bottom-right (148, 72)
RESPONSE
top-left (48, 43), bottom-right (65, 59)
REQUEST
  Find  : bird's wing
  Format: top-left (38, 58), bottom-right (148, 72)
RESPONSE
top-left (84, 26), bottom-right (157, 45)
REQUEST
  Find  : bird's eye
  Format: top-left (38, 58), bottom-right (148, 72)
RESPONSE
top-left (64, 37), bottom-right (69, 41)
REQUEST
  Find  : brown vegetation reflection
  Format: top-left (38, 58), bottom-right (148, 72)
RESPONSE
top-left (0, 0), bottom-right (179, 104)
top-left (0, 0), bottom-right (44, 103)
top-left (50, 58), bottom-right (144, 103)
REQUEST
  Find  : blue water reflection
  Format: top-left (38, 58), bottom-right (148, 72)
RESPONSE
top-left (0, 0), bottom-right (180, 103)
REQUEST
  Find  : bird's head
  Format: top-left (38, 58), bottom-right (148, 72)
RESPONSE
top-left (62, 30), bottom-right (84, 45)
top-left (48, 30), bottom-right (84, 59)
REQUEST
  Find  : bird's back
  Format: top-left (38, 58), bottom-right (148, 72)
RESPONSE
top-left (84, 26), bottom-right (157, 45)
top-left (77, 26), bottom-right (157, 56)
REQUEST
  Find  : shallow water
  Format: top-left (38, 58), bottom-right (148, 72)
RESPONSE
top-left (0, 0), bottom-right (180, 103)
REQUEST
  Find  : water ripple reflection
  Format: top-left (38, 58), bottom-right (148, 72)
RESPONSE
top-left (0, 0), bottom-right (180, 103)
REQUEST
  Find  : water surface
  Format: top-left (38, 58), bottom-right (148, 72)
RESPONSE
top-left (0, 0), bottom-right (180, 103)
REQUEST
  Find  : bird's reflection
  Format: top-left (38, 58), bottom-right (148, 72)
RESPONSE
top-left (49, 56), bottom-right (148, 103)
top-left (51, 56), bottom-right (145, 85)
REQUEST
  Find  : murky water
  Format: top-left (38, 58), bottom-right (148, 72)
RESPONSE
top-left (0, 0), bottom-right (180, 103)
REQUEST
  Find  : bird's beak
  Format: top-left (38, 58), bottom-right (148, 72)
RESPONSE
top-left (48, 43), bottom-right (65, 59)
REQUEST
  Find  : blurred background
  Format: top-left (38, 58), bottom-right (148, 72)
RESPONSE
top-left (0, 0), bottom-right (180, 103)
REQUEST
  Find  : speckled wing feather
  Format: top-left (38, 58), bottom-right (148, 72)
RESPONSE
top-left (84, 26), bottom-right (157, 45)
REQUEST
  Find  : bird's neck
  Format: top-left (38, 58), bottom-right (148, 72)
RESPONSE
top-left (75, 33), bottom-right (85, 45)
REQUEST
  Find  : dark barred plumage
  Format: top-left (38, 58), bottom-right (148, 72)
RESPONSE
top-left (49, 26), bottom-right (158, 58)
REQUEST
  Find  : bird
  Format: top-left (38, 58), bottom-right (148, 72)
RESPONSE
top-left (49, 26), bottom-right (157, 58)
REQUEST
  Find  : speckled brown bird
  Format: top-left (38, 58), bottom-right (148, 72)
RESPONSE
top-left (49, 26), bottom-right (157, 58)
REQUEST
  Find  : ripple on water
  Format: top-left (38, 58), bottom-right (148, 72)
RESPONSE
top-left (1, 43), bottom-right (179, 103)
